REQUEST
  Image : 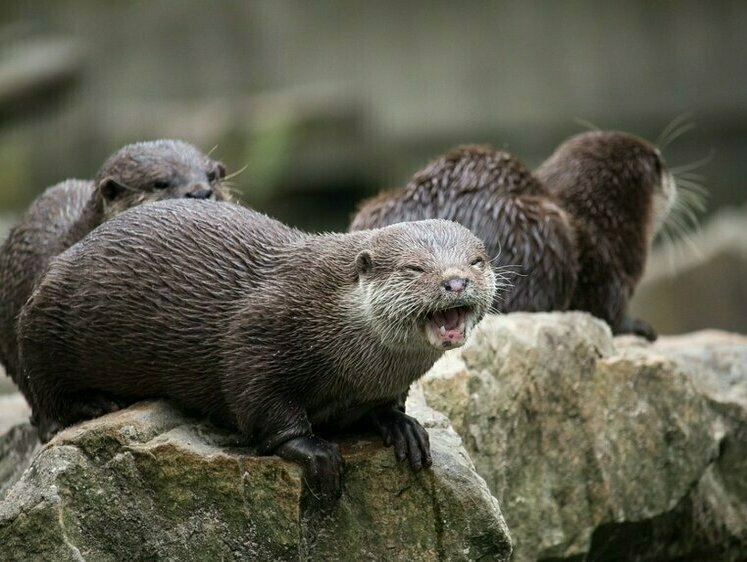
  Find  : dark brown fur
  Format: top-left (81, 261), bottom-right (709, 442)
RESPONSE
top-left (536, 131), bottom-right (674, 339)
top-left (19, 200), bottom-right (495, 497)
top-left (0, 140), bottom-right (230, 404)
top-left (351, 134), bottom-right (674, 340)
top-left (350, 145), bottom-right (578, 313)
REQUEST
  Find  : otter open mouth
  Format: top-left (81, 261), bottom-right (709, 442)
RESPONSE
top-left (424, 306), bottom-right (472, 349)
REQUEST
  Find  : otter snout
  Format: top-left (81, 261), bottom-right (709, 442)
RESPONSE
top-left (185, 185), bottom-right (213, 200)
top-left (442, 277), bottom-right (468, 293)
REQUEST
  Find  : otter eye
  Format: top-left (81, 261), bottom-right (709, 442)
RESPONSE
top-left (208, 164), bottom-right (226, 183)
top-left (470, 257), bottom-right (485, 267)
top-left (403, 265), bottom-right (425, 273)
top-left (152, 179), bottom-right (171, 190)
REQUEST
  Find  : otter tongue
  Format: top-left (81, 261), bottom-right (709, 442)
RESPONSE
top-left (442, 307), bottom-right (462, 331)
top-left (432, 308), bottom-right (462, 332)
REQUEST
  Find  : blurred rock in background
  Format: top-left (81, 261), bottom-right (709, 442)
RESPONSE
top-left (632, 205), bottom-right (747, 335)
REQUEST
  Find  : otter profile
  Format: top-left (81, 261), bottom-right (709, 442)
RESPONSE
top-left (351, 132), bottom-right (676, 340)
top-left (19, 200), bottom-right (495, 498)
top-left (536, 131), bottom-right (676, 340)
top-left (0, 139), bottom-right (231, 405)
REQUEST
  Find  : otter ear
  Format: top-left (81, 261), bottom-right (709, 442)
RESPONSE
top-left (355, 250), bottom-right (374, 276)
top-left (98, 177), bottom-right (125, 201)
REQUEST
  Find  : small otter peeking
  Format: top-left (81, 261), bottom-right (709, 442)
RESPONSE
top-left (19, 200), bottom-right (495, 499)
top-left (0, 139), bottom-right (231, 407)
top-left (351, 131), bottom-right (678, 340)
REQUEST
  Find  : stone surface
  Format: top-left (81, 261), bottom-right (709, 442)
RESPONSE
top-left (0, 397), bottom-right (511, 561)
top-left (421, 312), bottom-right (747, 561)
top-left (0, 392), bottom-right (30, 434)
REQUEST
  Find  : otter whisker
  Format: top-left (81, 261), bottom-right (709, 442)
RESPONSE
top-left (657, 111), bottom-right (694, 148)
top-left (669, 151), bottom-right (714, 175)
top-left (660, 121), bottom-right (696, 150)
top-left (573, 117), bottom-right (601, 132)
top-left (224, 164), bottom-right (249, 181)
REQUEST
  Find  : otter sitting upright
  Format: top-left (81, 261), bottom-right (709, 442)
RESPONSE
top-left (0, 140), bottom-right (231, 405)
top-left (351, 132), bottom-right (677, 340)
top-left (19, 200), bottom-right (495, 498)
top-left (536, 131), bottom-right (677, 340)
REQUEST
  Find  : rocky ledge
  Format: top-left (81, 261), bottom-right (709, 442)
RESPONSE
top-left (422, 312), bottom-right (747, 561)
top-left (0, 393), bottom-right (511, 561)
top-left (2, 311), bottom-right (746, 561)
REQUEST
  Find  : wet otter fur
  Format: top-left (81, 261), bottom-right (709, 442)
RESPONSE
top-left (350, 146), bottom-right (578, 313)
top-left (536, 131), bottom-right (676, 340)
top-left (19, 200), bottom-right (495, 498)
top-left (351, 132), bottom-right (675, 340)
top-left (0, 139), bottom-right (230, 404)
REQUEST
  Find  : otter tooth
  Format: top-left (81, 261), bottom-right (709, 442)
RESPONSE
top-left (439, 325), bottom-right (446, 335)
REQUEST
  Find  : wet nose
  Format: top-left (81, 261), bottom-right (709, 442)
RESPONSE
top-left (186, 185), bottom-right (213, 200)
top-left (443, 277), bottom-right (467, 293)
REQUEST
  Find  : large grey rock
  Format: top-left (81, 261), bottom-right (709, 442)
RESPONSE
top-left (421, 312), bottom-right (747, 561)
top-left (0, 397), bottom-right (511, 561)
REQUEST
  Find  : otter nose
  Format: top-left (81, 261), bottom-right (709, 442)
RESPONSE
top-left (186, 186), bottom-right (213, 200)
top-left (443, 277), bottom-right (467, 293)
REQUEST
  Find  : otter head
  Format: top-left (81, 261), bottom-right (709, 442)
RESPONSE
top-left (354, 219), bottom-right (496, 351)
top-left (537, 131), bottom-right (677, 242)
top-left (94, 139), bottom-right (231, 219)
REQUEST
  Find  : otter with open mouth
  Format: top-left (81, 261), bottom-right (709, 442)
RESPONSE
top-left (19, 200), bottom-right (495, 499)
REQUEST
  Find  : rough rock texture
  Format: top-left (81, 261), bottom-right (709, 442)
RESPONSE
top-left (421, 312), bottom-right (747, 561)
top-left (0, 396), bottom-right (511, 561)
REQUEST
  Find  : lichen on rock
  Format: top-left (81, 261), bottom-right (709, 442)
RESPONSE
top-left (0, 397), bottom-right (511, 561)
top-left (421, 312), bottom-right (747, 561)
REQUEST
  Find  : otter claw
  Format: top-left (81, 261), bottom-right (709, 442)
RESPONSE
top-left (370, 408), bottom-right (432, 471)
top-left (275, 435), bottom-right (344, 500)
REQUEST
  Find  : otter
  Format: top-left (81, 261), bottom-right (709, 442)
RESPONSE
top-left (350, 146), bottom-right (578, 314)
top-left (0, 140), bottom-right (231, 406)
top-left (536, 131), bottom-right (676, 340)
top-left (19, 200), bottom-right (495, 498)
top-left (350, 132), bottom-right (676, 340)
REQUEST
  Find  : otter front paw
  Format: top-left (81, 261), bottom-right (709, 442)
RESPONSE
top-left (370, 408), bottom-right (432, 471)
top-left (616, 316), bottom-right (657, 341)
top-left (275, 435), bottom-right (343, 500)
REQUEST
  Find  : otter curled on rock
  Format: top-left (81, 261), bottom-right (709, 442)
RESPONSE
top-left (19, 200), bottom-right (495, 498)
top-left (351, 131), bottom-right (676, 340)
top-left (0, 140), bottom-right (230, 408)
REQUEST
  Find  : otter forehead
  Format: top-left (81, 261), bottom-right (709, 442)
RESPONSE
top-left (372, 219), bottom-right (486, 262)
top-left (562, 131), bottom-right (660, 164)
top-left (95, 139), bottom-right (212, 182)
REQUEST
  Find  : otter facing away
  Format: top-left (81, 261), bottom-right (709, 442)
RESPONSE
top-left (0, 139), bottom-right (231, 405)
top-left (19, 200), bottom-right (495, 498)
top-left (351, 132), bottom-right (676, 340)
top-left (350, 145), bottom-right (578, 314)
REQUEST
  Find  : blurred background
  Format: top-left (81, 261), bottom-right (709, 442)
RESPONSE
top-left (0, 0), bottom-right (745, 337)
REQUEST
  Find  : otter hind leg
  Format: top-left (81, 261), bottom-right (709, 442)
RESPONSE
top-left (34, 391), bottom-right (126, 442)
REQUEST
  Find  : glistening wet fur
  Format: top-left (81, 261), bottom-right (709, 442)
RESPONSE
top-left (0, 139), bottom-right (231, 413)
top-left (19, 200), bottom-right (495, 499)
